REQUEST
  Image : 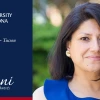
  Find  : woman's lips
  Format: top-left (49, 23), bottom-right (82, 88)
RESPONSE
top-left (86, 56), bottom-right (100, 61)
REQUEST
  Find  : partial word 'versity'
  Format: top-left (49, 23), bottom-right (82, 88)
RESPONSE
top-left (0, 13), bottom-right (12, 17)
top-left (0, 13), bottom-right (12, 23)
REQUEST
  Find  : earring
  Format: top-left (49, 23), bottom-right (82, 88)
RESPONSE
top-left (66, 50), bottom-right (70, 57)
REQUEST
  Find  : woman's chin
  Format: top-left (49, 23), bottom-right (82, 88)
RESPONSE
top-left (84, 63), bottom-right (100, 72)
top-left (86, 67), bottom-right (100, 72)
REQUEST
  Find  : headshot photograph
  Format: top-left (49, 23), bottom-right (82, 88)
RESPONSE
top-left (33, 0), bottom-right (100, 100)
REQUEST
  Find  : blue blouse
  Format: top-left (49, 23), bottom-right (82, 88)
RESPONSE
top-left (44, 78), bottom-right (100, 100)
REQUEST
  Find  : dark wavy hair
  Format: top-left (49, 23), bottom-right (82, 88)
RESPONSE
top-left (48, 2), bottom-right (100, 80)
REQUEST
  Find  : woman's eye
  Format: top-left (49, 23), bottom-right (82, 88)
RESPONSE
top-left (81, 37), bottom-right (89, 41)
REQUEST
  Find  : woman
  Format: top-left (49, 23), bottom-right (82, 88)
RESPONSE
top-left (33, 2), bottom-right (100, 100)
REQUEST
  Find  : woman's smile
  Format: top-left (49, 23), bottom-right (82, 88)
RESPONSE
top-left (86, 56), bottom-right (100, 61)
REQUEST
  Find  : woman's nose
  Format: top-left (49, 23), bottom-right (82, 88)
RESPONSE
top-left (91, 39), bottom-right (100, 52)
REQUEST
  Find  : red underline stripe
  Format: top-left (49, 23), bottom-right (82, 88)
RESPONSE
top-left (0, 97), bottom-right (32, 100)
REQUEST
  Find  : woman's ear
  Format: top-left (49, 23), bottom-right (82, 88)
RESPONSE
top-left (66, 41), bottom-right (71, 50)
top-left (66, 41), bottom-right (71, 57)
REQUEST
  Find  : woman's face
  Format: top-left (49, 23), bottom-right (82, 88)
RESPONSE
top-left (67, 19), bottom-right (100, 72)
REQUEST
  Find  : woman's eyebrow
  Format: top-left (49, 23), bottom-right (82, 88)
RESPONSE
top-left (79, 32), bottom-right (92, 35)
top-left (79, 32), bottom-right (100, 36)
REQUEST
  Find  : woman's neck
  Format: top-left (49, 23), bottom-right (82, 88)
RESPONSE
top-left (68, 69), bottom-right (100, 98)
top-left (72, 69), bottom-right (100, 91)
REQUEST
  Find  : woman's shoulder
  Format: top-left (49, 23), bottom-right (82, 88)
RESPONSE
top-left (33, 78), bottom-right (68, 100)
top-left (33, 86), bottom-right (47, 100)
top-left (44, 78), bottom-right (68, 100)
